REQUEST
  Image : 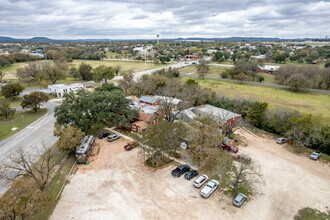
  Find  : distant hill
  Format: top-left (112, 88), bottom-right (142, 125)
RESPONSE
top-left (27, 37), bottom-right (53, 41)
top-left (0, 36), bottom-right (328, 42)
top-left (0, 36), bottom-right (19, 41)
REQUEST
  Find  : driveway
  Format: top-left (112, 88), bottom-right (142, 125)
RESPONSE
top-left (51, 128), bottom-right (330, 220)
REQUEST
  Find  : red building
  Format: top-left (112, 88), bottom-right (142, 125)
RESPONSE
top-left (185, 55), bottom-right (200, 60)
top-left (131, 112), bottom-right (157, 133)
top-left (138, 96), bottom-right (160, 106)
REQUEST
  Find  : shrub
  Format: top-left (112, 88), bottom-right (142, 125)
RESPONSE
top-left (169, 151), bottom-right (181, 158)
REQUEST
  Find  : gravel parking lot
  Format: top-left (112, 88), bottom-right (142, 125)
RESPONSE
top-left (51, 129), bottom-right (330, 220)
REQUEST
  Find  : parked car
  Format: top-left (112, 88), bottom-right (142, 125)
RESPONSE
top-left (98, 132), bottom-right (110, 139)
top-left (171, 164), bottom-right (190, 177)
top-left (200, 179), bottom-right (219, 198)
top-left (184, 170), bottom-right (198, 180)
top-left (276, 137), bottom-right (287, 144)
top-left (221, 144), bottom-right (238, 153)
top-left (233, 193), bottom-right (247, 207)
top-left (233, 154), bottom-right (251, 164)
top-left (309, 151), bottom-right (321, 160)
top-left (124, 142), bottom-right (137, 151)
top-left (193, 174), bottom-right (208, 188)
top-left (107, 134), bottom-right (120, 142)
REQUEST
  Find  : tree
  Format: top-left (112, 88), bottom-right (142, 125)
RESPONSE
top-left (286, 114), bottom-right (321, 152)
top-left (55, 83), bottom-right (139, 131)
top-left (256, 75), bottom-right (264, 83)
top-left (188, 117), bottom-right (224, 166)
top-left (0, 147), bottom-right (59, 191)
top-left (246, 101), bottom-right (268, 128)
top-left (0, 98), bottom-right (15, 119)
top-left (78, 62), bottom-right (93, 80)
top-left (236, 72), bottom-right (246, 82)
top-left (0, 83), bottom-right (24, 100)
top-left (54, 125), bottom-right (84, 152)
top-left (114, 65), bottom-right (121, 76)
top-left (286, 74), bottom-right (308, 92)
top-left (156, 79), bottom-right (193, 122)
top-left (136, 120), bottom-right (187, 166)
top-left (214, 51), bottom-right (224, 62)
top-left (69, 67), bottom-right (80, 81)
top-left (0, 70), bottom-right (4, 80)
top-left (325, 60), bottom-right (330, 68)
top-left (196, 60), bottom-right (209, 79)
top-left (118, 71), bottom-right (135, 95)
top-left (230, 161), bottom-right (261, 194)
top-left (21, 91), bottom-right (49, 112)
top-left (0, 178), bottom-right (44, 220)
top-left (43, 62), bottom-right (67, 84)
top-left (92, 65), bottom-right (114, 83)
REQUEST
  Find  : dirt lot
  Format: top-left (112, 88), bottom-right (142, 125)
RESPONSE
top-left (51, 129), bottom-right (330, 220)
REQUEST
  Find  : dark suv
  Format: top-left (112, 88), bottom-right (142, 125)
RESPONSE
top-left (98, 132), bottom-right (110, 139)
top-left (171, 164), bottom-right (190, 177)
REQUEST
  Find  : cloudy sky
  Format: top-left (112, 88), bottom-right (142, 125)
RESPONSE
top-left (0, 0), bottom-right (329, 39)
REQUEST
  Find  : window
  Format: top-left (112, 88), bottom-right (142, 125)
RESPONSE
top-left (138, 127), bottom-right (142, 132)
top-left (132, 125), bottom-right (136, 131)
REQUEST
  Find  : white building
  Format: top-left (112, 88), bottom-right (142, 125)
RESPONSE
top-left (48, 83), bottom-right (83, 97)
top-left (258, 65), bottom-right (280, 72)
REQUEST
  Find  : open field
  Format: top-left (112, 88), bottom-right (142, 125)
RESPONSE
top-left (0, 108), bottom-right (47, 140)
top-left (51, 128), bottom-right (330, 220)
top-left (182, 76), bottom-right (330, 120)
top-left (180, 65), bottom-right (230, 78)
top-left (0, 97), bottom-right (22, 107)
top-left (0, 59), bottom-right (164, 81)
top-left (68, 59), bottom-right (164, 73)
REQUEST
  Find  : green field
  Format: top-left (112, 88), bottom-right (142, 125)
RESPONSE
top-left (0, 108), bottom-right (47, 140)
top-left (182, 76), bottom-right (330, 120)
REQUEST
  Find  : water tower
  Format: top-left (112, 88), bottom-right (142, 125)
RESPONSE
top-left (156, 34), bottom-right (160, 44)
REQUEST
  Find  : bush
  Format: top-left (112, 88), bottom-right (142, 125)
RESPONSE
top-left (294, 208), bottom-right (330, 220)
top-left (145, 157), bottom-right (174, 168)
top-left (169, 151), bottom-right (181, 158)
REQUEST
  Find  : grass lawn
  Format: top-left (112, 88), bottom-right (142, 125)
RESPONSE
top-left (258, 73), bottom-right (275, 84)
top-left (181, 76), bottom-right (330, 120)
top-left (0, 97), bottom-right (22, 107)
top-left (180, 65), bottom-right (230, 78)
top-left (294, 207), bottom-right (330, 220)
top-left (68, 59), bottom-right (164, 73)
top-left (0, 108), bottom-right (47, 140)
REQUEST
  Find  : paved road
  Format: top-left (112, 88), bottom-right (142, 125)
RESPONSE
top-left (0, 101), bottom-right (59, 193)
top-left (181, 73), bottom-right (330, 93)
top-left (113, 62), bottom-right (191, 82)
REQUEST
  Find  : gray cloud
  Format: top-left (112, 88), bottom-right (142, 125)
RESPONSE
top-left (0, 0), bottom-right (329, 39)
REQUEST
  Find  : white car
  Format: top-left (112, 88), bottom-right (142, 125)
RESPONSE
top-left (193, 174), bottom-right (208, 188)
top-left (276, 137), bottom-right (287, 144)
top-left (200, 180), bottom-right (219, 198)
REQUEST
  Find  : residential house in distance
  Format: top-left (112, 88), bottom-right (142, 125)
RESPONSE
top-left (48, 83), bottom-right (83, 97)
top-left (185, 55), bottom-right (200, 60)
top-left (138, 96), bottom-right (160, 106)
top-left (258, 65), bottom-right (280, 73)
top-left (177, 104), bottom-right (241, 129)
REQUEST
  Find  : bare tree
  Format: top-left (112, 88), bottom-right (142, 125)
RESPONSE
top-left (230, 161), bottom-right (261, 194)
top-left (155, 79), bottom-right (193, 122)
top-left (0, 146), bottom-right (59, 191)
top-left (114, 65), bottom-right (121, 76)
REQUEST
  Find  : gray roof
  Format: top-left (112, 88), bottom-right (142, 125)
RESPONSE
top-left (195, 104), bottom-right (241, 121)
top-left (139, 96), bottom-right (158, 104)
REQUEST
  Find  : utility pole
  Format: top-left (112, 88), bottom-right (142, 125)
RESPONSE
top-left (144, 49), bottom-right (147, 69)
top-left (44, 46), bottom-right (47, 60)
